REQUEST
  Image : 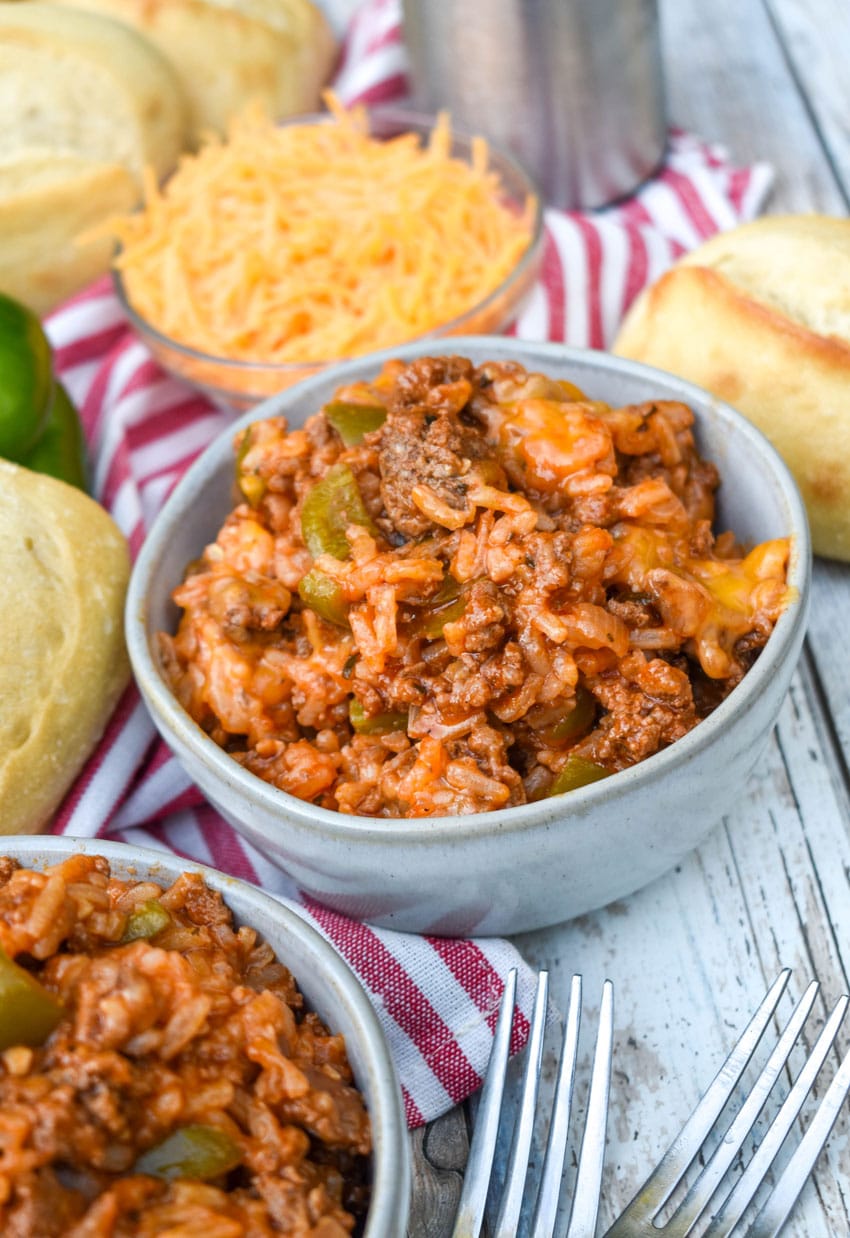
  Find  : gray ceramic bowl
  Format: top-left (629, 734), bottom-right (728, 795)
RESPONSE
top-left (126, 338), bottom-right (811, 936)
top-left (0, 836), bottom-right (409, 1237)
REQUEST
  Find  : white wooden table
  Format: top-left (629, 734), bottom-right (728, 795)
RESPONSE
top-left (402, 0), bottom-right (850, 1233)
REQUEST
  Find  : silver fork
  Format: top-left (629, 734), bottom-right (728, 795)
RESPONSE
top-left (605, 969), bottom-right (850, 1238)
top-left (451, 968), bottom-right (614, 1238)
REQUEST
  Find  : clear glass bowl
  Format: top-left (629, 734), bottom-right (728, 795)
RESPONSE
top-left (112, 108), bottom-right (544, 414)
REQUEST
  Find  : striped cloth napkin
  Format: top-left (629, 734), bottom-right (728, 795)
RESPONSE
top-left (45, 0), bottom-right (773, 1129)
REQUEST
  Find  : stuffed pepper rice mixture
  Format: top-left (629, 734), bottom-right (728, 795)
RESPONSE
top-left (160, 355), bottom-right (791, 818)
top-left (0, 855), bottom-right (370, 1237)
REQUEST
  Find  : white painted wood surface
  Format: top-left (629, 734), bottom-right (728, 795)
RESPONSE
top-left (406, 0), bottom-right (850, 1233)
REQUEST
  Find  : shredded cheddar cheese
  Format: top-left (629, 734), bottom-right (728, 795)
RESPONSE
top-left (111, 94), bottom-right (538, 368)
top-left (608, 523), bottom-right (792, 678)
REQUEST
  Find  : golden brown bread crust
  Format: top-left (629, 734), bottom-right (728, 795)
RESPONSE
top-left (203, 0), bottom-right (338, 115)
top-left (0, 463), bottom-right (132, 834)
top-left (50, 0), bottom-right (338, 145)
top-left (0, 0), bottom-right (335, 313)
top-left (613, 217), bottom-right (850, 562)
top-left (0, 3), bottom-right (188, 183)
top-left (675, 214), bottom-right (850, 340)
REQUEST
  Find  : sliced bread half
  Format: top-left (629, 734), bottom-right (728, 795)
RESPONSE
top-left (48, 0), bottom-right (337, 144)
top-left (0, 2), bottom-right (187, 183)
top-left (0, 459), bottom-right (131, 834)
top-left (0, 150), bottom-right (137, 315)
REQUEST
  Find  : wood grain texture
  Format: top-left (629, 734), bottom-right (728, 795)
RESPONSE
top-left (407, 1107), bottom-right (468, 1238)
top-left (408, 0), bottom-right (850, 1233)
top-left (765, 0), bottom-right (850, 210)
top-left (659, 0), bottom-right (847, 213)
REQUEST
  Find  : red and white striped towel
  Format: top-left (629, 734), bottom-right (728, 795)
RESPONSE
top-left (45, 0), bottom-right (773, 1128)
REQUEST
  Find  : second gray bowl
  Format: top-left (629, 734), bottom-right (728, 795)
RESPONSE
top-left (0, 835), bottom-right (409, 1236)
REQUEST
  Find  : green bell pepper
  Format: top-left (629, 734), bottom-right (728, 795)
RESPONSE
top-left (19, 381), bottom-right (88, 491)
top-left (301, 463), bottom-right (377, 560)
top-left (0, 291), bottom-right (53, 461)
top-left (549, 755), bottom-right (610, 797)
top-left (235, 426), bottom-right (266, 508)
top-left (121, 899), bottom-right (171, 943)
top-left (411, 576), bottom-right (467, 640)
top-left (0, 292), bottom-right (89, 489)
top-left (324, 400), bottom-right (386, 446)
top-left (544, 687), bottom-right (597, 743)
top-left (135, 1125), bottom-right (242, 1182)
top-left (0, 944), bottom-right (65, 1052)
top-left (349, 699), bottom-right (409, 734)
top-left (298, 566), bottom-right (349, 627)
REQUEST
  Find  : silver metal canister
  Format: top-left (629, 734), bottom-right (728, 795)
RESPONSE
top-left (401, 0), bottom-right (667, 210)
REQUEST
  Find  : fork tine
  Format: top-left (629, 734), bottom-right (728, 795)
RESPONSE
top-left (455, 971), bottom-right (612, 1238)
top-left (748, 1035), bottom-right (850, 1237)
top-left (493, 970), bottom-right (550, 1238)
top-left (529, 974), bottom-right (583, 1238)
top-left (451, 967), bottom-right (518, 1238)
top-left (669, 980), bottom-right (820, 1236)
top-left (567, 978), bottom-right (614, 1238)
top-left (605, 969), bottom-right (791, 1237)
top-left (702, 993), bottom-right (850, 1238)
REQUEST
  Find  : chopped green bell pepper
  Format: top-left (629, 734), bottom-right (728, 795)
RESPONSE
top-left (412, 575), bottom-right (467, 639)
top-left (135, 1125), bottom-right (242, 1182)
top-left (349, 699), bottom-right (408, 734)
top-left (549, 755), bottom-right (610, 797)
top-left (301, 463), bottom-right (377, 560)
top-left (235, 427), bottom-right (266, 508)
top-left (0, 944), bottom-right (65, 1051)
top-left (544, 687), bottom-right (597, 743)
top-left (324, 400), bottom-right (386, 445)
top-left (121, 899), bottom-right (171, 943)
top-left (298, 566), bottom-right (349, 627)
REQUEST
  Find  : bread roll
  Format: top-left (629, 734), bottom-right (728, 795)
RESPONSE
top-left (0, 151), bottom-right (137, 316)
top-left (0, 462), bottom-right (132, 834)
top-left (202, 0), bottom-right (337, 114)
top-left (49, 0), bottom-right (337, 145)
top-left (0, 3), bottom-right (187, 184)
top-left (613, 214), bottom-right (850, 562)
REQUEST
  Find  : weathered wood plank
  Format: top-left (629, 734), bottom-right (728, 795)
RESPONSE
top-left (764, 0), bottom-right (850, 209)
top-left (407, 1107), bottom-right (468, 1238)
top-left (658, 0), bottom-right (847, 213)
top-left (802, 563), bottom-right (850, 782)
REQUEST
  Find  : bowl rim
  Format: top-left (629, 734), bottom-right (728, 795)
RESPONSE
top-left (126, 337), bottom-right (812, 844)
top-left (112, 105), bottom-right (545, 380)
top-left (0, 833), bottom-right (410, 1237)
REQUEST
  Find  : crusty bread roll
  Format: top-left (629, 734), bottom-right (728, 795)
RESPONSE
top-left (202, 0), bottom-right (337, 115)
top-left (0, 3), bottom-right (187, 184)
top-left (49, 0), bottom-right (337, 145)
top-left (0, 462), bottom-right (132, 834)
top-left (0, 151), bottom-right (137, 316)
top-left (613, 214), bottom-right (850, 562)
top-left (0, 3), bottom-right (187, 313)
